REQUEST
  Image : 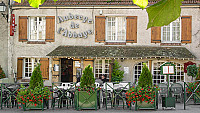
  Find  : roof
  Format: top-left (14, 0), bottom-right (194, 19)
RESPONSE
top-left (47, 46), bottom-right (196, 59)
top-left (13, 0), bottom-right (200, 7)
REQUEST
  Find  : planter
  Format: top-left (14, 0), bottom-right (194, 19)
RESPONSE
top-left (135, 100), bottom-right (156, 110)
top-left (75, 91), bottom-right (98, 110)
top-left (22, 100), bottom-right (48, 111)
top-left (162, 97), bottom-right (175, 109)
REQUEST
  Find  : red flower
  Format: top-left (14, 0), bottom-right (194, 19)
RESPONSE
top-left (27, 97), bottom-right (29, 99)
top-left (31, 94), bottom-right (33, 96)
top-left (22, 103), bottom-right (25, 105)
top-left (128, 104), bottom-right (130, 106)
top-left (17, 89), bottom-right (19, 91)
top-left (34, 104), bottom-right (37, 106)
top-left (19, 107), bottom-right (21, 109)
top-left (141, 88), bottom-right (143, 90)
top-left (133, 101), bottom-right (135, 102)
top-left (139, 91), bottom-right (141, 93)
top-left (29, 99), bottom-right (32, 101)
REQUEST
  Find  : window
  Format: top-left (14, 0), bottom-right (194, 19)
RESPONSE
top-left (134, 61), bottom-right (184, 85)
top-left (134, 61), bottom-right (149, 83)
top-left (23, 58), bottom-right (40, 78)
top-left (161, 18), bottom-right (181, 43)
top-left (95, 59), bottom-right (111, 79)
top-left (29, 17), bottom-right (46, 41)
top-left (152, 61), bottom-right (184, 85)
top-left (106, 17), bottom-right (126, 42)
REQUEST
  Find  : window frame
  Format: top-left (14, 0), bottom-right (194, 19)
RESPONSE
top-left (161, 18), bottom-right (181, 43)
top-left (23, 58), bottom-right (40, 79)
top-left (105, 16), bottom-right (126, 42)
top-left (94, 59), bottom-right (111, 79)
top-left (28, 16), bottom-right (46, 42)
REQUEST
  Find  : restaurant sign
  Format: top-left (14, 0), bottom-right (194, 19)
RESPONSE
top-left (57, 13), bottom-right (93, 39)
top-left (160, 62), bottom-right (175, 75)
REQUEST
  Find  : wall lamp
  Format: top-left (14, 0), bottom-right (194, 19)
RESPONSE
top-left (0, 1), bottom-right (8, 22)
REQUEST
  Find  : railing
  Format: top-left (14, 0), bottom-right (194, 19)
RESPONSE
top-left (184, 80), bottom-right (200, 110)
top-left (104, 82), bottom-right (131, 110)
top-left (0, 83), bottom-right (28, 109)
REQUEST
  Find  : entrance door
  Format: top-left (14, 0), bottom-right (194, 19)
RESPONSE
top-left (61, 59), bottom-right (73, 82)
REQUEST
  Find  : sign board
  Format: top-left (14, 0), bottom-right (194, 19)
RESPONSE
top-left (160, 62), bottom-right (175, 75)
top-left (75, 61), bottom-right (81, 67)
top-left (124, 67), bottom-right (129, 74)
top-left (10, 14), bottom-right (16, 36)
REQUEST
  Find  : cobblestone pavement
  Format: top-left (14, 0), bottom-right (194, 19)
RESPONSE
top-left (0, 103), bottom-right (200, 113)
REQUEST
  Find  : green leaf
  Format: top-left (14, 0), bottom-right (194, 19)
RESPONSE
top-left (146, 0), bottom-right (183, 29)
top-left (14, 0), bottom-right (22, 3)
top-left (132, 0), bottom-right (148, 10)
top-left (27, 0), bottom-right (43, 8)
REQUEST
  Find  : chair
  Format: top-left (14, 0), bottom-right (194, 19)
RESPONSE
top-left (170, 83), bottom-right (183, 103)
top-left (158, 83), bottom-right (168, 103)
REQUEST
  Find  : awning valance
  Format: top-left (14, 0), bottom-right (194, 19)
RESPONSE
top-left (47, 46), bottom-right (196, 59)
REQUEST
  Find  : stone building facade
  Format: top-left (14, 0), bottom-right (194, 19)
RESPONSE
top-left (1, 0), bottom-right (200, 86)
top-left (0, 0), bottom-right (9, 79)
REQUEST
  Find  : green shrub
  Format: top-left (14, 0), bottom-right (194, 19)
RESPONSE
top-left (0, 65), bottom-right (6, 79)
top-left (29, 64), bottom-right (44, 89)
top-left (138, 63), bottom-right (152, 87)
top-left (80, 65), bottom-right (95, 87)
top-left (187, 64), bottom-right (198, 81)
top-left (111, 60), bottom-right (124, 82)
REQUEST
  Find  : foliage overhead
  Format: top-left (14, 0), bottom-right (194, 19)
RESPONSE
top-left (29, 64), bottom-right (44, 89)
top-left (80, 65), bottom-right (95, 88)
top-left (111, 60), bottom-right (124, 82)
top-left (14, 0), bottom-right (183, 28)
top-left (132, 0), bottom-right (148, 10)
top-left (138, 63), bottom-right (152, 87)
top-left (146, 0), bottom-right (183, 29)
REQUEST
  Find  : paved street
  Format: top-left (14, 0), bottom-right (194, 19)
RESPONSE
top-left (0, 103), bottom-right (200, 113)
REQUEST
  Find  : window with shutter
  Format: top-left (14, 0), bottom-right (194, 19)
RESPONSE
top-left (95, 16), bottom-right (106, 42)
top-left (181, 16), bottom-right (192, 43)
top-left (19, 16), bottom-right (28, 42)
top-left (126, 16), bottom-right (137, 43)
top-left (28, 17), bottom-right (46, 41)
top-left (161, 18), bottom-right (181, 43)
top-left (17, 58), bottom-right (23, 80)
top-left (106, 17), bottom-right (126, 42)
top-left (19, 16), bottom-right (55, 43)
top-left (40, 58), bottom-right (49, 80)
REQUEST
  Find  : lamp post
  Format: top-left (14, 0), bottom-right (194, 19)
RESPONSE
top-left (0, 1), bottom-right (8, 22)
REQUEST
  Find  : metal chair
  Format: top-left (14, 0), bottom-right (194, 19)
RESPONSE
top-left (170, 83), bottom-right (183, 103)
top-left (158, 83), bottom-right (168, 103)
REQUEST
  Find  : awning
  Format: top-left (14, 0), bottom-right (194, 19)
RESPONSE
top-left (47, 46), bottom-right (196, 59)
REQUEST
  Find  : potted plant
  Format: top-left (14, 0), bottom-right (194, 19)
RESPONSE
top-left (187, 64), bottom-right (198, 81)
top-left (126, 63), bottom-right (159, 110)
top-left (16, 64), bottom-right (51, 110)
top-left (75, 65), bottom-right (99, 110)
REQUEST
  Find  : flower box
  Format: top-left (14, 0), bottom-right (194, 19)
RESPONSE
top-left (75, 90), bottom-right (98, 110)
top-left (22, 100), bottom-right (48, 111)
